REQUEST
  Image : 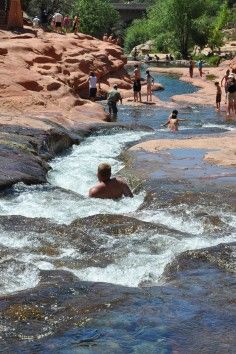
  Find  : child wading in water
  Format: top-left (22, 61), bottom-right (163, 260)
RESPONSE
top-left (214, 82), bottom-right (222, 111)
top-left (146, 70), bottom-right (154, 102)
top-left (162, 110), bottom-right (189, 132)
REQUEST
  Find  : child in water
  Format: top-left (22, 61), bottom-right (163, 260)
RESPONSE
top-left (162, 110), bottom-right (189, 132)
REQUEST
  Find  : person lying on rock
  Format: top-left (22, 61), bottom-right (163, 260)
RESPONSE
top-left (89, 163), bottom-right (133, 199)
top-left (162, 110), bottom-right (189, 132)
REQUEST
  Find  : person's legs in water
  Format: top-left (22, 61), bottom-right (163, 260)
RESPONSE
top-left (111, 102), bottom-right (118, 118)
top-left (147, 84), bottom-right (152, 102)
top-left (227, 93), bottom-right (234, 115)
top-left (108, 102), bottom-right (112, 116)
top-left (137, 79), bottom-right (142, 102)
top-left (133, 81), bottom-right (138, 102)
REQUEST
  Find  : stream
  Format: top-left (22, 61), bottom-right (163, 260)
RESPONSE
top-left (0, 73), bottom-right (235, 353)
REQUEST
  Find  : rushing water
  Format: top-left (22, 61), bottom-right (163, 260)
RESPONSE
top-left (0, 73), bottom-right (236, 352)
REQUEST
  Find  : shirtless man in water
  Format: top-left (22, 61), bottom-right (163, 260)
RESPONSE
top-left (89, 163), bottom-right (133, 199)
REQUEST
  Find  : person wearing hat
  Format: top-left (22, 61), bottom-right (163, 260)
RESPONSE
top-left (107, 84), bottom-right (122, 119)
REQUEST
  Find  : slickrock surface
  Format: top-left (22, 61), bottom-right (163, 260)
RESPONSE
top-left (0, 28), bottom-right (131, 188)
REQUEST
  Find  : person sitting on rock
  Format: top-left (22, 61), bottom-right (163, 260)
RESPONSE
top-left (107, 84), bottom-right (122, 119)
top-left (89, 163), bottom-right (133, 199)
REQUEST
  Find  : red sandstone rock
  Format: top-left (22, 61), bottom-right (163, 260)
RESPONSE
top-left (230, 57), bottom-right (236, 73)
top-left (0, 28), bottom-right (131, 127)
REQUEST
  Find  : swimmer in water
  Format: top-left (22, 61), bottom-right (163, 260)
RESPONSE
top-left (162, 110), bottom-right (189, 132)
top-left (89, 163), bottom-right (133, 199)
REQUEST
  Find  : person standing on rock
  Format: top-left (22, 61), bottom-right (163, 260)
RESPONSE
top-left (53, 11), bottom-right (63, 34)
top-left (88, 72), bottom-right (99, 101)
top-left (133, 64), bottom-right (142, 102)
top-left (146, 70), bottom-right (154, 102)
top-left (72, 16), bottom-right (80, 35)
top-left (226, 76), bottom-right (236, 116)
top-left (89, 163), bottom-right (133, 199)
top-left (189, 58), bottom-right (195, 78)
top-left (197, 59), bottom-right (203, 77)
top-left (107, 84), bottom-right (122, 119)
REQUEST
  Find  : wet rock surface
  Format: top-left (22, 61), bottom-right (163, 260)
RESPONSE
top-left (0, 262), bottom-right (235, 353)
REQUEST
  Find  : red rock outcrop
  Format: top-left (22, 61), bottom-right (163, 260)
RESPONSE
top-left (0, 28), bottom-right (131, 126)
top-left (0, 28), bottom-right (132, 189)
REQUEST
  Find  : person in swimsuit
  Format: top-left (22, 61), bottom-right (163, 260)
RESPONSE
top-left (133, 64), bottom-right (142, 102)
top-left (162, 110), bottom-right (189, 132)
top-left (146, 70), bottom-right (154, 102)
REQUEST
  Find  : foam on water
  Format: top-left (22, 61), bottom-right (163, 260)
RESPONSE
top-left (0, 123), bottom-right (235, 293)
top-left (66, 229), bottom-right (236, 287)
top-left (0, 130), bottom-right (150, 224)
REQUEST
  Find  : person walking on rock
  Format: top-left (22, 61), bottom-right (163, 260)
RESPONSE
top-left (133, 64), bottom-right (141, 102)
top-left (226, 75), bottom-right (236, 116)
top-left (214, 82), bottom-right (222, 111)
top-left (197, 59), bottom-right (203, 77)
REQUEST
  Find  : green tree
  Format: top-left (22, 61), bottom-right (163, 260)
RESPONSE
top-left (208, 1), bottom-right (230, 50)
top-left (124, 0), bottom-right (228, 58)
top-left (22, 0), bottom-right (75, 17)
top-left (148, 0), bottom-right (214, 58)
top-left (75, 0), bottom-right (120, 38)
top-left (124, 18), bottom-right (150, 53)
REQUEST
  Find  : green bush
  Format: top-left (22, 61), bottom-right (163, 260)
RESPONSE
top-left (124, 19), bottom-right (150, 53)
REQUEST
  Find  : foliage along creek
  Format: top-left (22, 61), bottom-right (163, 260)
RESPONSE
top-left (0, 73), bottom-right (235, 353)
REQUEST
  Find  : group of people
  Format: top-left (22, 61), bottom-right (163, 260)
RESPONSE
top-left (33, 11), bottom-right (80, 35)
top-left (102, 33), bottom-right (121, 45)
top-left (189, 58), bottom-right (204, 78)
top-left (133, 64), bottom-right (154, 103)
